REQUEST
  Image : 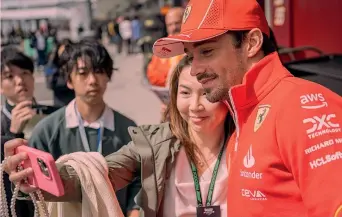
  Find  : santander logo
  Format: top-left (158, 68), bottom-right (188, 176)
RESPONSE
top-left (243, 145), bottom-right (255, 168)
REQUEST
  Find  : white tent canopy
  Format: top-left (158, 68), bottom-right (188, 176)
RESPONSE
top-left (0, 7), bottom-right (72, 20)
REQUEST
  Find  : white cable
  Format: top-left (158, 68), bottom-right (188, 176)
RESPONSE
top-left (0, 158), bottom-right (48, 217)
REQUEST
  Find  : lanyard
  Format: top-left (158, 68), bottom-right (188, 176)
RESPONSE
top-left (2, 106), bottom-right (12, 120)
top-left (190, 142), bottom-right (225, 207)
top-left (75, 102), bottom-right (104, 153)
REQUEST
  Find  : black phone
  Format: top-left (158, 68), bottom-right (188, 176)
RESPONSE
top-left (31, 104), bottom-right (48, 109)
top-left (31, 104), bottom-right (49, 112)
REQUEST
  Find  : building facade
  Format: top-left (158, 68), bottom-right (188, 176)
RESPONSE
top-left (1, 0), bottom-right (96, 41)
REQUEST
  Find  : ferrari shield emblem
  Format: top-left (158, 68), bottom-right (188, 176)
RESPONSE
top-left (183, 6), bottom-right (192, 23)
top-left (254, 105), bottom-right (271, 132)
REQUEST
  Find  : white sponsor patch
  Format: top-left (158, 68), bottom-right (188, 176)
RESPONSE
top-left (309, 151), bottom-right (342, 169)
top-left (240, 170), bottom-right (263, 179)
top-left (303, 114), bottom-right (341, 139)
top-left (300, 93), bottom-right (328, 109)
top-left (241, 189), bottom-right (267, 201)
top-left (243, 145), bottom-right (255, 168)
top-left (304, 139), bottom-right (335, 154)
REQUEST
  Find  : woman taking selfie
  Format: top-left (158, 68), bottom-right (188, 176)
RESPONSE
top-left (3, 56), bottom-right (235, 217)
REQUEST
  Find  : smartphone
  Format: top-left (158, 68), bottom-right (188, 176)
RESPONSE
top-left (14, 146), bottom-right (65, 197)
top-left (31, 105), bottom-right (48, 110)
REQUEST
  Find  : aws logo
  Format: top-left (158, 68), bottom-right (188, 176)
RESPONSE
top-left (300, 93), bottom-right (328, 109)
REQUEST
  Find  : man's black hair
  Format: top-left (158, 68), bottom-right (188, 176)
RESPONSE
top-left (58, 40), bottom-right (114, 81)
top-left (1, 46), bottom-right (34, 73)
top-left (229, 30), bottom-right (276, 56)
top-left (268, 28), bottom-right (279, 51)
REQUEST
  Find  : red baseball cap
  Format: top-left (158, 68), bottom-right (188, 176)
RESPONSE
top-left (153, 0), bottom-right (270, 58)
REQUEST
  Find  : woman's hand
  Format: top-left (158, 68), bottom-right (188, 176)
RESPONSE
top-left (3, 138), bottom-right (37, 193)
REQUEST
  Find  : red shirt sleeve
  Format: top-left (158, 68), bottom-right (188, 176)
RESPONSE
top-left (276, 86), bottom-right (342, 217)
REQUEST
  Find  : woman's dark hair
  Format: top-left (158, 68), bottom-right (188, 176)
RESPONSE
top-left (163, 56), bottom-right (200, 164)
top-left (162, 56), bottom-right (191, 122)
top-left (58, 40), bottom-right (114, 81)
top-left (1, 46), bottom-right (34, 73)
top-left (268, 28), bottom-right (279, 51)
top-left (229, 30), bottom-right (276, 55)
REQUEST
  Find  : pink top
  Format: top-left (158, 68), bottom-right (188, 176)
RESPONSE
top-left (163, 147), bottom-right (228, 217)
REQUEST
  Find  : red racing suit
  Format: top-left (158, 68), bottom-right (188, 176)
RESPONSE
top-left (226, 52), bottom-right (342, 217)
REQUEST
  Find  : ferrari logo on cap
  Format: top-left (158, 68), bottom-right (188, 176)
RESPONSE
top-left (254, 105), bottom-right (271, 132)
top-left (161, 47), bottom-right (171, 52)
top-left (158, 47), bottom-right (172, 57)
top-left (183, 5), bottom-right (192, 23)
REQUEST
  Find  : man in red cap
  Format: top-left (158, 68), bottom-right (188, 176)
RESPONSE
top-left (153, 0), bottom-right (342, 217)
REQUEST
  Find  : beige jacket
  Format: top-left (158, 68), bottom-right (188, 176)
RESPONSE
top-left (48, 152), bottom-right (124, 217)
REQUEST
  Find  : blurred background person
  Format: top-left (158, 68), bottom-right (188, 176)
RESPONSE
top-left (119, 16), bottom-right (133, 55)
top-left (145, 7), bottom-right (185, 118)
top-left (31, 27), bottom-right (48, 70)
top-left (44, 38), bottom-right (75, 107)
top-left (146, 7), bottom-right (184, 87)
top-left (131, 16), bottom-right (142, 54)
top-left (23, 31), bottom-right (37, 61)
top-left (114, 16), bottom-right (124, 53)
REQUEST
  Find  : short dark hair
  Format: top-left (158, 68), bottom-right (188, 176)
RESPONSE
top-left (229, 30), bottom-right (276, 56)
top-left (1, 46), bottom-right (34, 73)
top-left (58, 41), bottom-right (114, 81)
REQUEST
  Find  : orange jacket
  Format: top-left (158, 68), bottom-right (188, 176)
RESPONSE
top-left (226, 52), bottom-right (342, 217)
top-left (147, 55), bottom-right (183, 87)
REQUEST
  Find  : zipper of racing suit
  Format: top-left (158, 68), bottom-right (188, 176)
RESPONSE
top-left (226, 89), bottom-right (239, 178)
top-left (228, 89), bottom-right (239, 152)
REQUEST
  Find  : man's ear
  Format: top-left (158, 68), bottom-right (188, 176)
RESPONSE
top-left (245, 28), bottom-right (263, 58)
top-left (67, 79), bottom-right (74, 90)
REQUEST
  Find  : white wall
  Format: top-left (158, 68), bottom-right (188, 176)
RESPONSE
top-left (0, 0), bottom-right (96, 9)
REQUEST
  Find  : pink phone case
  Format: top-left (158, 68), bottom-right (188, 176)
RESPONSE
top-left (15, 146), bottom-right (65, 197)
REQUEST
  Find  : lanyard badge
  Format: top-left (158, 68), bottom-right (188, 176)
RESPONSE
top-left (197, 206), bottom-right (221, 217)
top-left (190, 142), bottom-right (225, 217)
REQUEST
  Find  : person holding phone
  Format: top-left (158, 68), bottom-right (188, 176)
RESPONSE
top-left (0, 47), bottom-right (59, 217)
top-left (3, 56), bottom-right (235, 217)
top-left (22, 41), bottom-right (139, 217)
